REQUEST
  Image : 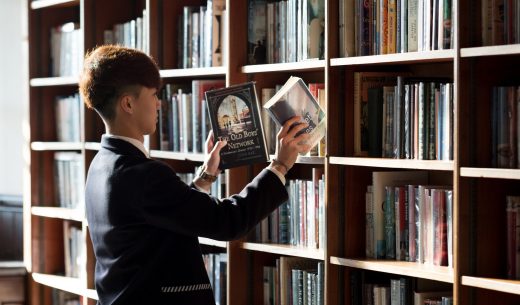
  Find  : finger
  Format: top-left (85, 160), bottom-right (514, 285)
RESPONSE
top-left (211, 139), bottom-right (227, 154)
top-left (279, 116), bottom-right (302, 138)
top-left (286, 122), bottom-right (309, 140)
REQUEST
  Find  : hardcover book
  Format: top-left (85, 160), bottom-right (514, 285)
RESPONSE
top-left (263, 76), bottom-right (326, 150)
top-left (205, 82), bottom-right (268, 169)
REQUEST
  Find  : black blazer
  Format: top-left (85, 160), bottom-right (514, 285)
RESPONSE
top-left (85, 136), bottom-right (288, 305)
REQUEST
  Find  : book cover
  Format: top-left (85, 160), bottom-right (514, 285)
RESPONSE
top-left (205, 82), bottom-right (268, 169)
top-left (263, 76), bottom-right (326, 150)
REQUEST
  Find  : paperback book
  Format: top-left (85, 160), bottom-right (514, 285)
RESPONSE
top-left (205, 82), bottom-right (269, 169)
top-left (263, 76), bottom-right (326, 149)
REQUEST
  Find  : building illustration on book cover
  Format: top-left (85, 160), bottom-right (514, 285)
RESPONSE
top-left (205, 82), bottom-right (268, 169)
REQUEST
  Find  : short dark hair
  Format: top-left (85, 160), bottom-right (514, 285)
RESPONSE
top-left (79, 45), bottom-right (161, 121)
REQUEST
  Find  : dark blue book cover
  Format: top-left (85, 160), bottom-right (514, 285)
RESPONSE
top-left (205, 82), bottom-right (268, 169)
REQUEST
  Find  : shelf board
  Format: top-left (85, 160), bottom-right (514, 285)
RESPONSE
top-left (240, 243), bottom-right (325, 260)
top-left (86, 289), bottom-right (99, 300)
top-left (461, 276), bottom-right (520, 296)
top-left (241, 60), bottom-right (325, 74)
top-left (32, 273), bottom-right (84, 296)
top-left (330, 257), bottom-right (454, 283)
top-left (460, 167), bottom-right (520, 180)
top-left (198, 237), bottom-right (227, 248)
top-left (32, 206), bottom-right (84, 222)
top-left (30, 76), bottom-right (78, 87)
top-left (31, 141), bottom-right (83, 151)
top-left (329, 157), bottom-right (454, 171)
top-left (150, 150), bottom-right (205, 162)
top-left (84, 142), bottom-right (101, 151)
top-left (31, 0), bottom-right (79, 9)
top-left (331, 50), bottom-right (455, 66)
top-left (460, 44), bottom-right (520, 57)
top-left (160, 66), bottom-right (226, 78)
top-left (268, 155), bottom-right (325, 165)
top-left (0, 262), bottom-right (26, 276)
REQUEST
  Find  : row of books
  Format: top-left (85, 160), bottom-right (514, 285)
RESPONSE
top-left (507, 195), bottom-right (520, 280)
top-left (54, 152), bottom-right (84, 209)
top-left (103, 10), bottom-right (149, 53)
top-left (355, 73), bottom-right (453, 161)
top-left (247, 0), bottom-right (325, 65)
top-left (491, 86), bottom-right (520, 168)
top-left (159, 80), bottom-right (326, 158)
top-left (482, 0), bottom-right (520, 46)
top-left (340, 0), bottom-right (453, 57)
top-left (177, 170), bottom-right (226, 199)
top-left (202, 253), bottom-right (227, 305)
top-left (50, 22), bottom-right (82, 77)
top-left (252, 168), bottom-right (325, 249)
top-left (178, 1), bottom-right (226, 68)
top-left (350, 272), bottom-right (453, 305)
top-left (366, 171), bottom-right (452, 267)
top-left (63, 222), bottom-right (84, 279)
top-left (263, 258), bottom-right (324, 305)
top-left (158, 80), bottom-right (225, 154)
top-left (55, 93), bottom-right (81, 143)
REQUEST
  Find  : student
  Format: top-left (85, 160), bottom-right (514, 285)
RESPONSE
top-left (79, 45), bottom-right (311, 305)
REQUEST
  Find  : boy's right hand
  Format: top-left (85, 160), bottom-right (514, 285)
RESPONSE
top-left (273, 116), bottom-right (312, 174)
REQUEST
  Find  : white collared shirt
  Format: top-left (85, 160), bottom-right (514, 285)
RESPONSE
top-left (104, 134), bottom-right (150, 158)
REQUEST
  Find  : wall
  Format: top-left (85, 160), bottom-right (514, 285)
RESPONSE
top-left (0, 0), bottom-right (26, 196)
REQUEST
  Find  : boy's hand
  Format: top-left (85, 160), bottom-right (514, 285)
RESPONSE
top-left (273, 116), bottom-right (312, 174)
top-left (203, 130), bottom-right (226, 176)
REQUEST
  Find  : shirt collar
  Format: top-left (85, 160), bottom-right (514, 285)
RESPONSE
top-left (104, 133), bottom-right (150, 158)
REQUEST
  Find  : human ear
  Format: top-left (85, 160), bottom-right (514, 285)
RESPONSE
top-left (119, 94), bottom-right (134, 114)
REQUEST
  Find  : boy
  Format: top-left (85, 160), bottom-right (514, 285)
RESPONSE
top-left (79, 45), bottom-right (311, 304)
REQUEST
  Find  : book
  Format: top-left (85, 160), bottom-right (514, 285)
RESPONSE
top-left (263, 76), bottom-right (326, 150)
top-left (205, 82), bottom-right (269, 169)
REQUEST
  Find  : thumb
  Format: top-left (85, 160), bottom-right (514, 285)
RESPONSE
top-left (211, 139), bottom-right (227, 154)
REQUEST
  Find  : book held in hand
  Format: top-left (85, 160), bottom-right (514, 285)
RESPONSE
top-left (263, 76), bottom-right (326, 150)
top-left (205, 82), bottom-right (269, 169)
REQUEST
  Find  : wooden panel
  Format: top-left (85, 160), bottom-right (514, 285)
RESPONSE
top-left (0, 276), bottom-right (26, 304)
top-left (31, 216), bottom-right (64, 275)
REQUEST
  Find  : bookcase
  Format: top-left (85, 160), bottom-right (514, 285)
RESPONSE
top-left (24, 0), bottom-right (520, 305)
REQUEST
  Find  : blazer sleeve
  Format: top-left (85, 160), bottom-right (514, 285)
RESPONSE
top-left (139, 161), bottom-right (288, 241)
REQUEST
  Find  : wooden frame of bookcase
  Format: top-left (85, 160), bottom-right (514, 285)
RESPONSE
top-left (24, 0), bottom-right (520, 304)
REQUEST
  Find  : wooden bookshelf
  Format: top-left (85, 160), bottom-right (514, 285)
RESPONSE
top-left (24, 0), bottom-right (520, 304)
top-left (330, 50), bottom-right (455, 66)
top-left (240, 243), bottom-right (325, 260)
top-left (461, 277), bottom-right (520, 296)
top-left (330, 157), bottom-right (454, 171)
top-left (198, 237), bottom-right (227, 249)
top-left (85, 289), bottom-right (98, 300)
top-left (241, 60), bottom-right (326, 74)
top-left (30, 0), bottom-right (79, 10)
top-left (31, 206), bottom-right (84, 222)
top-left (84, 142), bottom-right (101, 151)
top-left (31, 142), bottom-right (83, 151)
top-left (29, 76), bottom-right (78, 87)
top-left (160, 66), bottom-right (226, 78)
top-left (32, 273), bottom-right (83, 297)
top-left (460, 45), bottom-right (520, 58)
top-left (149, 150), bottom-right (205, 162)
top-left (460, 167), bottom-right (520, 180)
top-left (330, 257), bottom-right (454, 283)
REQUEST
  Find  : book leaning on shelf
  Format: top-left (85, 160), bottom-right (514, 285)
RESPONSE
top-left (205, 82), bottom-right (269, 169)
top-left (263, 76), bottom-right (326, 153)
